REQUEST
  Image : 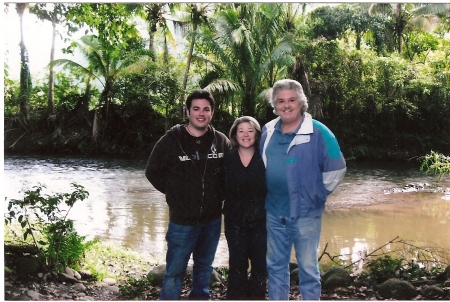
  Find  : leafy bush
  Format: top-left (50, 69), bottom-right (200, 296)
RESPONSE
top-left (365, 254), bottom-right (441, 284)
top-left (420, 151), bottom-right (450, 182)
top-left (4, 183), bottom-right (94, 271)
top-left (120, 273), bottom-right (155, 297)
top-left (366, 255), bottom-right (404, 283)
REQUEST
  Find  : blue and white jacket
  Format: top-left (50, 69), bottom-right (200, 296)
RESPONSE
top-left (260, 113), bottom-right (346, 218)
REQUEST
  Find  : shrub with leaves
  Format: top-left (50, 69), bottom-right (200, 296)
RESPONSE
top-left (366, 255), bottom-right (404, 283)
top-left (4, 183), bottom-right (94, 271)
top-left (420, 151), bottom-right (450, 182)
top-left (120, 273), bottom-right (155, 297)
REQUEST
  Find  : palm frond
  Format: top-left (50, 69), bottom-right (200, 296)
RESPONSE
top-left (203, 79), bottom-right (239, 94)
top-left (413, 4), bottom-right (450, 15)
top-left (369, 3), bottom-right (394, 16)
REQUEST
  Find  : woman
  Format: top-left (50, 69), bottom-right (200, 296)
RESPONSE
top-left (223, 116), bottom-right (267, 300)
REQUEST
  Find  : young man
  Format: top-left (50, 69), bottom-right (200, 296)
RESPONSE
top-left (260, 79), bottom-right (346, 300)
top-left (145, 89), bottom-right (231, 300)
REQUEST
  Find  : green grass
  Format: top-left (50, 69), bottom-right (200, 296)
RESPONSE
top-left (4, 222), bottom-right (160, 283)
top-left (80, 240), bottom-right (159, 282)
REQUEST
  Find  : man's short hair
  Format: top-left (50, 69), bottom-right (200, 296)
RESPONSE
top-left (186, 89), bottom-right (215, 110)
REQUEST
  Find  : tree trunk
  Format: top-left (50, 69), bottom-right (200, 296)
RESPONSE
top-left (180, 20), bottom-right (198, 108)
top-left (17, 3), bottom-right (31, 127)
top-left (47, 20), bottom-right (56, 115)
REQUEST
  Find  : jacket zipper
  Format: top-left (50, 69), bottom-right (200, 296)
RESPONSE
top-left (177, 129), bottom-right (214, 226)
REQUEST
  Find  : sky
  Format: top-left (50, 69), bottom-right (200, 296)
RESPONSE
top-left (4, 5), bottom-right (64, 81)
top-left (2, 4), bottom-right (151, 82)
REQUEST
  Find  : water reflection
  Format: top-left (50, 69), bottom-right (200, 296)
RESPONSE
top-left (3, 155), bottom-right (450, 268)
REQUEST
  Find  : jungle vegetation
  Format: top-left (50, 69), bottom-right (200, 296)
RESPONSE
top-left (4, 3), bottom-right (450, 160)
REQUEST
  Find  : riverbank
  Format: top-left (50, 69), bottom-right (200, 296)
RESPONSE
top-left (5, 215), bottom-right (450, 300)
top-left (5, 242), bottom-right (450, 301)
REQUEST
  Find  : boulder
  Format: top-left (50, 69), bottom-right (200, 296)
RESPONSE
top-left (102, 278), bottom-right (117, 286)
top-left (149, 264), bottom-right (166, 287)
top-left (58, 272), bottom-right (82, 284)
top-left (321, 267), bottom-right (352, 289)
top-left (78, 269), bottom-right (94, 280)
top-left (378, 278), bottom-right (417, 300)
top-left (17, 257), bottom-right (41, 276)
top-left (72, 283), bottom-right (87, 293)
top-left (290, 268), bottom-right (299, 283)
top-left (149, 264), bottom-right (222, 288)
top-left (421, 285), bottom-right (445, 299)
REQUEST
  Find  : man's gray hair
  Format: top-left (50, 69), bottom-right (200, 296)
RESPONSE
top-left (268, 79), bottom-right (309, 115)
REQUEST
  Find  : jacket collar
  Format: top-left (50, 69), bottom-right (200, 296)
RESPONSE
top-left (266, 112), bottom-right (313, 135)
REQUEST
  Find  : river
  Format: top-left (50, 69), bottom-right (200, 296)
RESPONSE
top-left (3, 155), bottom-right (450, 268)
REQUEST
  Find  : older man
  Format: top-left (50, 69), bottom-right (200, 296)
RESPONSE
top-left (260, 79), bottom-right (346, 300)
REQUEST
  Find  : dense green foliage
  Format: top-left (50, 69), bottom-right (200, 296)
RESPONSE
top-left (4, 3), bottom-right (450, 160)
top-left (420, 151), bottom-right (450, 182)
top-left (365, 254), bottom-right (443, 284)
top-left (4, 183), bottom-right (95, 271)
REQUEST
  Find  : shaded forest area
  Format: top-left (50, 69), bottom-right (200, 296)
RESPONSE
top-left (4, 3), bottom-right (450, 160)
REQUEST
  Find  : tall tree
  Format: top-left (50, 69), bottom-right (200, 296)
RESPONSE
top-left (50, 35), bottom-right (153, 140)
top-left (16, 3), bottom-right (32, 127)
top-left (369, 3), bottom-right (443, 54)
top-left (29, 3), bottom-right (67, 116)
top-left (129, 3), bottom-right (177, 64)
top-left (175, 3), bottom-right (214, 107)
top-left (199, 3), bottom-right (298, 117)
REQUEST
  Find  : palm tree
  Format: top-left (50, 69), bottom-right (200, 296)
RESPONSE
top-left (369, 3), bottom-right (444, 54)
top-left (29, 3), bottom-right (66, 116)
top-left (413, 4), bottom-right (450, 16)
top-left (199, 3), bottom-right (298, 117)
top-left (174, 3), bottom-right (214, 107)
top-left (130, 3), bottom-right (176, 61)
top-left (50, 35), bottom-right (152, 140)
top-left (16, 3), bottom-right (31, 127)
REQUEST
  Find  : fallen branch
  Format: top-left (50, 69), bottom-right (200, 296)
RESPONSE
top-left (9, 132), bottom-right (27, 149)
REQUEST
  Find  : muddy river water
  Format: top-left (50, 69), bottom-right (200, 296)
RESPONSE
top-left (3, 155), bottom-right (450, 268)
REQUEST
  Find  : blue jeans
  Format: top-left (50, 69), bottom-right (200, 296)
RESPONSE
top-left (159, 218), bottom-right (221, 300)
top-left (266, 212), bottom-right (322, 300)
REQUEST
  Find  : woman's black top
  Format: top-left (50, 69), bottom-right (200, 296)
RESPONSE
top-left (223, 149), bottom-right (267, 225)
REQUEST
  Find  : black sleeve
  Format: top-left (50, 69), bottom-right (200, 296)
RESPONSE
top-left (145, 135), bottom-right (171, 194)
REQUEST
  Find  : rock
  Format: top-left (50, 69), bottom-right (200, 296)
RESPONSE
top-left (378, 278), bottom-right (417, 300)
top-left (210, 269), bottom-right (222, 287)
top-left (102, 277), bottom-right (116, 286)
top-left (17, 257), bottom-right (41, 276)
top-left (321, 267), bottom-right (352, 289)
top-left (149, 264), bottom-right (222, 288)
top-left (445, 265), bottom-right (450, 276)
top-left (65, 266), bottom-right (82, 280)
top-left (26, 290), bottom-right (40, 300)
top-left (149, 264), bottom-right (166, 287)
top-left (13, 294), bottom-right (31, 300)
top-left (65, 266), bottom-right (75, 277)
top-left (421, 285), bottom-right (445, 299)
top-left (290, 262), bottom-right (299, 272)
top-left (290, 268), bottom-right (299, 283)
top-left (107, 285), bottom-right (120, 295)
top-left (58, 272), bottom-right (82, 284)
top-left (78, 269), bottom-right (94, 280)
top-left (73, 283), bottom-right (87, 292)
